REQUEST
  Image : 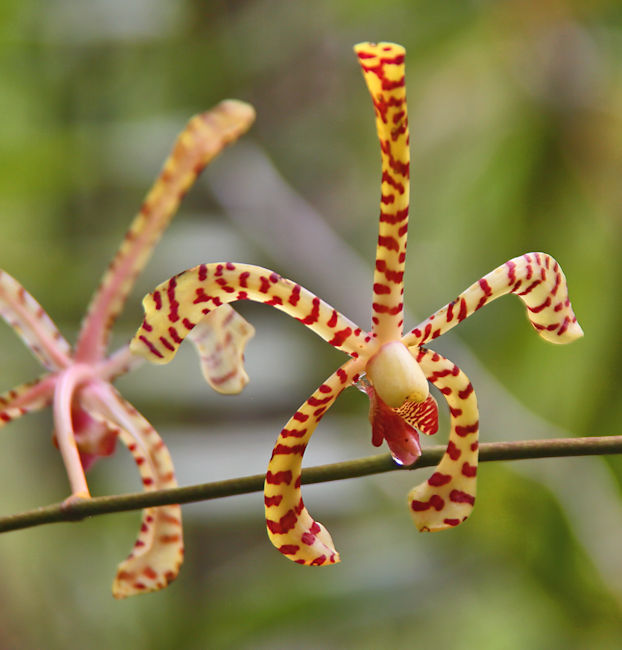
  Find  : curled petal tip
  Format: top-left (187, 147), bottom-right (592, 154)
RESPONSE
top-left (217, 99), bottom-right (256, 126)
top-left (571, 321), bottom-right (585, 340)
top-left (188, 305), bottom-right (255, 395)
top-left (270, 519), bottom-right (341, 567)
top-left (548, 319), bottom-right (584, 345)
top-left (353, 41), bottom-right (406, 56)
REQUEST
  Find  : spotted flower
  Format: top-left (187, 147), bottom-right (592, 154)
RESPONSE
top-left (0, 100), bottom-right (256, 596)
top-left (131, 43), bottom-right (583, 566)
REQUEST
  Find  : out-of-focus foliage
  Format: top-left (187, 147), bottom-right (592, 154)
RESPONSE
top-left (0, 1), bottom-right (621, 648)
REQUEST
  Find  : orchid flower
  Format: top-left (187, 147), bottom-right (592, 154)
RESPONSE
top-left (0, 100), bottom-right (256, 596)
top-left (131, 42), bottom-right (583, 567)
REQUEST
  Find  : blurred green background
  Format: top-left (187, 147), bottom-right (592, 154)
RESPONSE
top-left (1, 1), bottom-right (621, 648)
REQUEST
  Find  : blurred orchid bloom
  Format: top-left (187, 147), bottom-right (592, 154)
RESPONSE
top-left (0, 100), bottom-right (256, 596)
top-left (131, 43), bottom-right (583, 566)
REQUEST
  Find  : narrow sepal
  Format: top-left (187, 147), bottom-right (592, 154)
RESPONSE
top-left (76, 100), bottom-right (256, 363)
top-left (355, 42), bottom-right (409, 342)
top-left (187, 304), bottom-right (254, 394)
top-left (404, 253), bottom-right (583, 347)
top-left (0, 269), bottom-right (71, 371)
top-left (407, 348), bottom-right (479, 532)
top-left (0, 375), bottom-right (55, 429)
top-left (131, 263), bottom-right (369, 365)
top-left (114, 428), bottom-right (183, 599)
top-left (83, 386), bottom-right (183, 598)
top-left (264, 358), bottom-right (364, 566)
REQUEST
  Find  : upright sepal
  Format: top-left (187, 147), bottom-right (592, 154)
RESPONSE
top-left (355, 42), bottom-right (410, 343)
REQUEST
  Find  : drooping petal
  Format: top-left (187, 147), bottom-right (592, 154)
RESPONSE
top-left (355, 42), bottom-right (410, 343)
top-left (130, 263), bottom-right (370, 365)
top-left (407, 348), bottom-right (479, 532)
top-left (0, 375), bottom-right (56, 428)
top-left (403, 253), bottom-right (583, 348)
top-left (187, 304), bottom-right (254, 394)
top-left (264, 358), bottom-right (365, 566)
top-left (0, 269), bottom-right (71, 371)
top-left (364, 382), bottom-right (421, 466)
top-left (75, 100), bottom-right (256, 364)
top-left (83, 384), bottom-right (183, 598)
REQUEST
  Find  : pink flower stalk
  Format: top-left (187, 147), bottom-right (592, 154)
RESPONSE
top-left (0, 100), bottom-right (256, 597)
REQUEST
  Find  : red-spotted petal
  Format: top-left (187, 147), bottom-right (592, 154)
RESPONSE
top-left (0, 376), bottom-right (56, 429)
top-left (354, 42), bottom-right (410, 343)
top-left (82, 385), bottom-right (183, 598)
top-left (407, 348), bottom-right (479, 532)
top-left (0, 269), bottom-right (71, 371)
top-left (75, 100), bottom-right (256, 363)
top-left (264, 358), bottom-right (364, 566)
top-left (404, 253), bottom-right (583, 348)
top-left (131, 263), bottom-right (369, 365)
top-left (187, 304), bottom-right (254, 394)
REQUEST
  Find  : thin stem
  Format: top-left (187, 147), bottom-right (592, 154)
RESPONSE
top-left (52, 365), bottom-right (95, 498)
top-left (1, 435), bottom-right (620, 534)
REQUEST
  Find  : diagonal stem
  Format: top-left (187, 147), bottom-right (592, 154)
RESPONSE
top-left (0, 436), bottom-right (620, 534)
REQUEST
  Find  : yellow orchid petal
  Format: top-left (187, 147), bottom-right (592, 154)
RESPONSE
top-left (83, 386), bottom-right (183, 598)
top-left (408, 348), bottom-right (479, 532)
top-left (264, 358), bottom-right (364, 565)
top-left (131, 263), bottom-right (370, 365)
top-left (355, 42), bottom-right (410, 343)
top-left (187, 304), bottom-right (254, 394)
top-left (404, 252), bottom-right (583, 348)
